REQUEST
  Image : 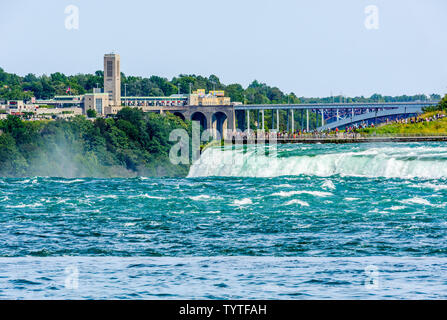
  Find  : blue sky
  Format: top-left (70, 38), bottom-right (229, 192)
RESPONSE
top-left (1, 0), bottom-right (446, 97)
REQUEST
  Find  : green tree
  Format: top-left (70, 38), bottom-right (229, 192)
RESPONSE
top-left (225, 84), bottom-right (244, 103)
top-left (0, 109), bottom-right (191, 177)
top-left (87, 109), bottom-right (97, 118)
top-left (0, 132), bottom-right (27, 175)
top-left (438, 94), bottom-right (447, 111)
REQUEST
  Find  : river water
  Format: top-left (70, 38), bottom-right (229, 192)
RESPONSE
top-left (1, 142), bottom-right (446, 299)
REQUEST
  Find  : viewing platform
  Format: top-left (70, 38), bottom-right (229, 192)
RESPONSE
top-left (223, 134), bottom-right (447, 144)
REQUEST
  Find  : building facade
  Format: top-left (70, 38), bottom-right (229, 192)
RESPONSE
top-left (188, 93), bottom-right (231, 106)
top-left (83, 91), bottom-right (109, 116)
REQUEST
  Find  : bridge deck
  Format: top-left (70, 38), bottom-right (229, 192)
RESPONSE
top-left (234, 101), bottom-right (438, 110)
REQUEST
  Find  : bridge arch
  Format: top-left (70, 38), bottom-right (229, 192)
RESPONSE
top-left (191, 111), bottom-right (208, 130)
top-left (318, 106), bottom-right (422, 131)
top-left (173, 112), bottom-right (185, 121)
top-left (212, 111), bottom-right (228, 139)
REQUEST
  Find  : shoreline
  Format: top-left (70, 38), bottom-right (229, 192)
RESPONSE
top-left (223, 136), bottom-right (447, 144)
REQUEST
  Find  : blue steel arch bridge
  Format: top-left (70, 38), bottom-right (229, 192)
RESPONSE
top-left (234, 101), bottom-right (438, 132)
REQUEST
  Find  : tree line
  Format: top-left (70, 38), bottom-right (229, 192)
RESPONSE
top-left (0, 67), bottom-right (440, 104)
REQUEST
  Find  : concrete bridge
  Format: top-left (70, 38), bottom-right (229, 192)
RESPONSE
top-left (148, 105), bottom-right (236, 138)
top-left (148, 101), bottom-right (438, 136)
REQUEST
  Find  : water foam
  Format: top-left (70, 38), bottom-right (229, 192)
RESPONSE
top-left (322, 180), bottom-right (336, 190)
top-left (402, 197), bottom-right (434, 206)
top-left (189, 195), bottom-right (211, 201)
top-left (412, 182), bottom-right (447, 191)
top-left (53, 179), bottom-right (85, 184)
top-left (272, 190), bottom-right (333, 197)
top-left (124, 222), bottom-right (136, 227)
top-left (285, 199), bottom-right (310, 207)
top-left (390, 206), bottom-right (407, 211)
top-left (6, 203), bottom-right (43, 208)
top-left (188, 145), bottom-right (447, 179)
top-left (231, 198), bottom-right (253, 206)
top-left (129, 194), bottom-right (165, 200)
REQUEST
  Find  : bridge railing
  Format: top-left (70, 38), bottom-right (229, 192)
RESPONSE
top-left (223, 131), bottom-right (447, 141)
top-left (234, 101), bottom-right (439, 111)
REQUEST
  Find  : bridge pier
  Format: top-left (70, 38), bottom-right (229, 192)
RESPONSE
top-left (247, 110), bottom-right (250, 134)
top-left (180, 106), bottom-right (236, 138)
top-left (261, 110), bottom-right (265, 130)
top-left (306, 109), bottom-right (309, 132)
top-left (301, 110), bottom-right (304, 131)
top-left (276, 109), bottom-right (279, 131)
top-left (291, 109), bottom-right (294, 132)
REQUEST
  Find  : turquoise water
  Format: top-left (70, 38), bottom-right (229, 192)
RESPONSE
top-left (1, 142), bottom-right (447, 299)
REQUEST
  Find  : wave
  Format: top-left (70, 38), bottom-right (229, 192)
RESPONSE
top-left (124, 222), bottom-right (136, 227)
top-left (188, 145), bottom-right (447, 179)
top-left (231, 198), bottom-right (253, 206)
top-left (389, 206), bottom-right (407, 211)
top-left (402, 197), bottom-right (434, 206)
top-left (272, 190), bottom-right (333, 197)
top-left (411, 182), bottom-right (447, 191)
top-left (322, 180), bottom-right (336, 190)
top-left (6, 203), bottom-right (43, 208)
top-left (128, 194), bottom-right (165, 200)
top-left (285, 199), bottom-right (310, 207)
top-left (51, 179), bottom-right (85, 184)
top-left (189, 195), bottom-right (211, 201)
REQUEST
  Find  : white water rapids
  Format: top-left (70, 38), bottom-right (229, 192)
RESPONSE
top-left (188, 144), bottom-right (447, 179)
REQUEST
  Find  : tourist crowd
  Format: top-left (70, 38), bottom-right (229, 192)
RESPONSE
top-left (224, 112), bottom-right (446, 140)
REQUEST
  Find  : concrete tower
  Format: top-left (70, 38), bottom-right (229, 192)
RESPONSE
top-left (104, 53), bottom-right (121, 106)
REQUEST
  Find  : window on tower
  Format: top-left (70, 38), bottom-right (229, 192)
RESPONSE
top-left (107, 61), bottom-right (113, 77)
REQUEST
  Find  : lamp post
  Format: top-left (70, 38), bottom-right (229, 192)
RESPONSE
top-left (124, 83), bottom-right (128, 106)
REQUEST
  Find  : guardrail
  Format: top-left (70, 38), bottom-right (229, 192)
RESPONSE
top-left (222, 133), bottom-right (447, 144)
